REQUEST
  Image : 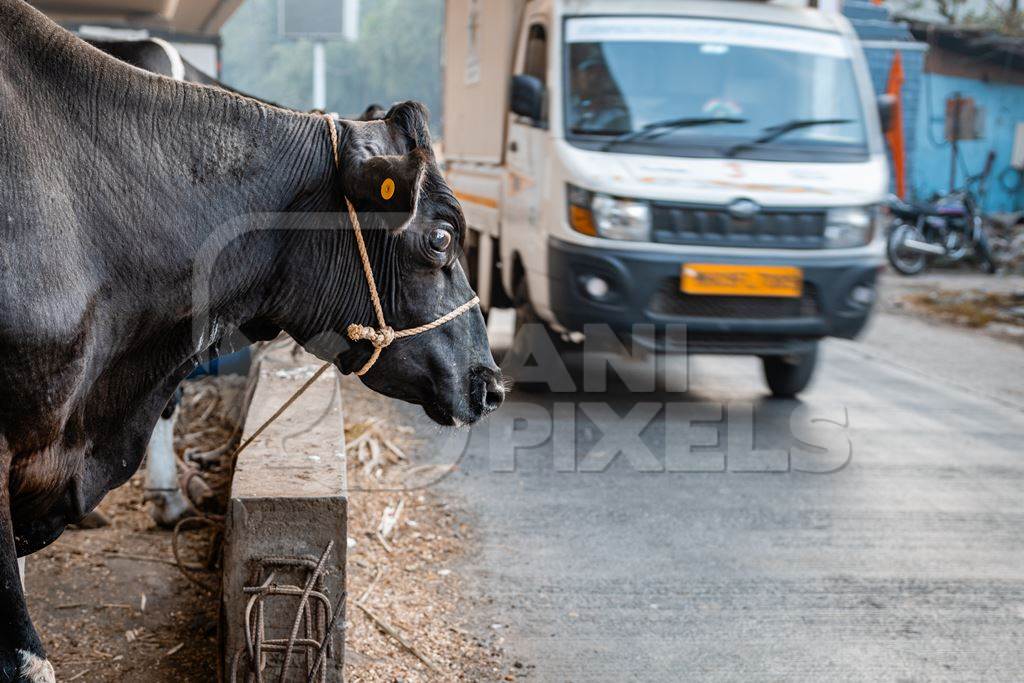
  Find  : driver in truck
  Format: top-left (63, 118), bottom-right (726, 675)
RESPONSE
top-left (569, 52), bottom-right (632, 133)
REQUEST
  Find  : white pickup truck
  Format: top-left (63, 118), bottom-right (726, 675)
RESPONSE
top-left (443, 0), bottom-right (890, 396)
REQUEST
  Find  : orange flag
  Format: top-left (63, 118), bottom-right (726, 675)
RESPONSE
top-left (885, 51), bottom-right (907, 199)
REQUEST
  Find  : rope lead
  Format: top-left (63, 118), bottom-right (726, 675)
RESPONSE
top-left (325, 114), bottom-right (480, 377)
top-left (229, 118), bottom-right (483, 466)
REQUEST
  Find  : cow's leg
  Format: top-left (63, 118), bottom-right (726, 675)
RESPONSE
top-left (0, 471), bottom-right (54, 683)
top-left (144, 396), bottom-right (191, 528)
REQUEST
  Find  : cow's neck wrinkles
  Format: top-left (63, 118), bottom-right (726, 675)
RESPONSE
top-left (9, 3), bottom-right (359, 316)
top-left (2, 1), bottom-right (377, 435)
top-left (4, 0), bottom-right (331, 214)
top-left (1, 0), bottom-right (403, 572)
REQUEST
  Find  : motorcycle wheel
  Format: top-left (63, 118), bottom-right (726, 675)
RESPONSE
top-left (887, 223), bottom-right (930, 276)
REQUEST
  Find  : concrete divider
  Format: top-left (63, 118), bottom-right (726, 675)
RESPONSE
top-left (222, 346), bottom-right (347, 681)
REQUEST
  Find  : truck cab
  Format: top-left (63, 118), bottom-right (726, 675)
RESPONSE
top-left (444, 0), bottom-right (889, 395)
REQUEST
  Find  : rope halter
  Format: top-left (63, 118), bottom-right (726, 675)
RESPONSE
top-left (323, 115), bottom-right (481, 377)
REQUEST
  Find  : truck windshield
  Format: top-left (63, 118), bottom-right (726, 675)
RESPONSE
top-left (564, 17), bottom-right (869, 161)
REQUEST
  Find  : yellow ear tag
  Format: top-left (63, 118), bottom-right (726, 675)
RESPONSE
top-left (380, 178), bottom-right (396, 201)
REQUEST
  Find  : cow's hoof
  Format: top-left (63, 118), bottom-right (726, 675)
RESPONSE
top-left (145, 491), bottom-right (193, 529)
top-left (18, 652), bottom-right (55, 683)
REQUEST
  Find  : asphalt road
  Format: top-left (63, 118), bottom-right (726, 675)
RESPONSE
top-left (436, 301), bottom-right (1024, 681)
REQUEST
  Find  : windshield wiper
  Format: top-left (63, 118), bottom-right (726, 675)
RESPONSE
top-left (724, 118), bottom-right (852, 157)
top-left (600, 116), bottom-right (747, 152)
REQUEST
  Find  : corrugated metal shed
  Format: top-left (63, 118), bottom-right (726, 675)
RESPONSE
top-left (908, 21), bottom-right (1024, 72)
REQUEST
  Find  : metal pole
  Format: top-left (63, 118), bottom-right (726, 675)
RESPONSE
top-left (950, 93), bottom-right (961, 193)
top-left (343, 0), bottom-right (360, 42)
top-left (313, 41), bottom-right (327, 111)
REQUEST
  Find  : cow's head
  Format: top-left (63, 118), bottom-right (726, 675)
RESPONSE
top-left (329, 102), bottom-right (504, 426)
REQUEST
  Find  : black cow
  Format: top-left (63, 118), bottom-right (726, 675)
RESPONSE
top-left (86, 37), bottom-right (221, 87)
top-left (86, 37), bottom-right (291, 109)
top-left (0, 2), bottom-right (503, 680)
top-left (358, 103), bottom-right (389, 121)
top-left (89, 38), bottom-right (376, 121)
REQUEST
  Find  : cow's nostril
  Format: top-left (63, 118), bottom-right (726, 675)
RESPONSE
top-left (471, 365), bottom-right (505, 415)
top-left (484, 381), bottom-right (505, 413)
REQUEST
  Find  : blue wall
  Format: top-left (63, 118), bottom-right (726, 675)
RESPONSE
top-left (843, 1), bottom-right (925, 198)
top-left (913, 73), bottom-right (1024, 212)
top-left (863, 45), bottom-right (926, 198)
top-left (843, 2), bottom-right (1024, 212)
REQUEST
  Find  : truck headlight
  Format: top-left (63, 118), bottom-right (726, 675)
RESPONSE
top-left (824, 207), bottom-right (875, 248)
top-left (567, 184), bottom-right (651, 242)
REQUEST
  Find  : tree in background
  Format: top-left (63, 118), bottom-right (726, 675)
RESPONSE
top-left (895, 0), bottom-right (1023, 34)
top-left (221, 0), bottom-right (444, 126)
top-left (984, 0), bottom-right (1023, 33)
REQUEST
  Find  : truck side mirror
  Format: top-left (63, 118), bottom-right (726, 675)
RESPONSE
top-left (877, 93), bottom-right (896, 133)
top-left (511, 74), bottom-right (545, 123)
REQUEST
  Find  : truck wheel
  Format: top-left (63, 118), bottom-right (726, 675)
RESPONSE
top-left (761, 343), bottom-right (818, 398)
top-left (504, 281), bottom-right (579, 393)
top-left (460, 242), bottom-right (513, 319)
top-left (458, 250), bottom-right (488, 322)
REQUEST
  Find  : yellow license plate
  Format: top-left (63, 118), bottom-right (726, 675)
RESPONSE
top-left (681, 264), bottom-right (804, 298)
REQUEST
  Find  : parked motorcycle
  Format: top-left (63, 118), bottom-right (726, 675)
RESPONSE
top-left (886, 151), bottom-right (997, 276)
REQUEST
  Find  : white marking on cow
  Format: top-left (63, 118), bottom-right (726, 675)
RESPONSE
top-left (194, 320), bottom-right (223, 358)
top-left (145, 409), bottom-right (191, 526)
top-left (19, 651), bottom-right (55, 683)
top-left (148, 37), bottom-right (186, 82)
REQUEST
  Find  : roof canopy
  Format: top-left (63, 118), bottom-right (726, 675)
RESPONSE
top-left (908, 21), bottom-right (1024, 72)
top-left (31, 0), bottom-right (245, 36)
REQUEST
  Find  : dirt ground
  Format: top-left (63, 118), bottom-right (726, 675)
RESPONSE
top-left (338, 374), bottom-right (509, 682)
top-left (25, 363), bottom-right (508, 681)
top-left (29, 476), bottom-right (220, 681)
top-left (902, 288), bottom-right (1024, 337)
top-left (879, 270), bottom-right (1024, 345)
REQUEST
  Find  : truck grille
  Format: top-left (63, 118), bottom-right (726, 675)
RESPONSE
top-left (651, 202), bottom-right (827, 249)
top-left (647, 279), bottom-right (820, 319)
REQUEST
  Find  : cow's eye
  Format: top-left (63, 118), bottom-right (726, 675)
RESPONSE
top-left (428, 227), bottom-right (452, 253)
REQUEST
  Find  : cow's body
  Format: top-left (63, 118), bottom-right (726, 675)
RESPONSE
top-left (86, 39), bottom-right (255, 530)
top-left (0, 2), bottom-right (501, 679)
top-left (1, 8), bottom-right (334, 556)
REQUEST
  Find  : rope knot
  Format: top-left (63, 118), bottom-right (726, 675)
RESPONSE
top-left (323, 117), bottom-right (479, 377)
top-left (347, 324), bottom-right (396, 349)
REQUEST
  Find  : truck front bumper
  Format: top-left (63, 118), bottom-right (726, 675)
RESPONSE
top-left (547, 238), bottom-right (881, 355)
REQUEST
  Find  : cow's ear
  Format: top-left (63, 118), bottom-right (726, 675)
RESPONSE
top-left (343, 149), bottom-right (428, 232)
